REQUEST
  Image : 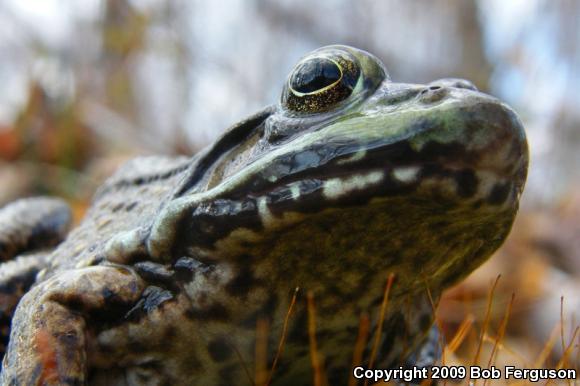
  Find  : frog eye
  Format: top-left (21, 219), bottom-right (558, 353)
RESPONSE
top-left (281, 46), bottom-right (387, 114)
top-left (282, 51), bottom-right (360, 114)
top-left (289, 58), bottom-right (352, 95)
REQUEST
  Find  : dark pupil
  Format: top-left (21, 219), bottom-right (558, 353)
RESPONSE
top-left (290, 58), bottom-right (341, 93)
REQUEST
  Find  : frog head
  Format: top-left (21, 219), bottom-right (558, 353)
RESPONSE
top-left (133, 45), bottom-right (528, 295)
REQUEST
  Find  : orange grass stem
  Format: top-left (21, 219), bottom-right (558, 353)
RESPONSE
top-left (307, 291), bottom-right (327, 386)
top-left (364, 273), bottom-right (395, 386)
top-left (266, 287), bottom-right (300, 386)
top-left (471, 274), bottom-right (501, 386)
top-left (483, 292), bottom-right (515, 386)
top-left (447, 314), bottom-right (475, 353)
top-left (349, 313), bottom-right (370, 386)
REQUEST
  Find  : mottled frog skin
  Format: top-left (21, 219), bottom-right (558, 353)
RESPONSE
top-left (0, 46), bottom-right (528, 385)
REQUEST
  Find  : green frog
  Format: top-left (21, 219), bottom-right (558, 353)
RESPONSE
top-left (0, 45), bottom-right (528, 385)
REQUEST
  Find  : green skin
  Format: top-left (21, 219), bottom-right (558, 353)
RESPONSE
top-left (0, 45), bottom-right (528, 385)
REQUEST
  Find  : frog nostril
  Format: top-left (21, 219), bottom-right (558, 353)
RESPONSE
top-left (419, 85), bottom-right (448, 104)
top-left (429, 78), bottom-right (478, 91)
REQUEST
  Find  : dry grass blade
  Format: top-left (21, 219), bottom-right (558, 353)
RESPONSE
top-left (307, 291), bottom-right (327, 386)
top-left (447, 314), bottom-right (475, 353)
top-left (559, 296), bottom-right (574, 386)
top-left (546, 326), bottom-right (580, 386)
top-left (349, 313), bottom-right (370, 386)
top-left (266, 287), bottom-right (300, 386)
top-left (487, 293), bottom-right (514, 367)
top-left (483, 293), bottom-right (515, 386)
top-left (255, 318), bottom-right (270, 386)
top-left (364, 273), bottom-right (395, 386)
top-left (572, 328), bottom-right (580, 370)
top-left (423, 280), bottom-right (445, 386)
top-left (471, 274), bottom-right (501, 385)
top-left (572, 328), bottom-right (580, 367)
top-left (561, 296), bottom-right (566, 365)
top-left (534, 322), bottom-right (561, 367)
top-left (557, 327), bottom-right (579, 369)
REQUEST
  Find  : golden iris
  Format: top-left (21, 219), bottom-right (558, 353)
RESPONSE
top-left (282, 51), bottom-right (360, 114)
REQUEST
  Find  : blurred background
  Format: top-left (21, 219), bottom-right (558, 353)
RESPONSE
top-left (0, 0), bottom-right (578, 377)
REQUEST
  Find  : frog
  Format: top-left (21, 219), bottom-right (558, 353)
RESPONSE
top-left (0, 45), bottom-right (528, 385)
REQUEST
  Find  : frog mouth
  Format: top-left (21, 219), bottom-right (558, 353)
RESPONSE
top-left (166, 134), bottom-right (524, 254)
top-left (172, 157), bottom-right (520, 254)
top-left (253, 162), bottom-right (515, 217)
top-left (231, 127), bottom-right (525, 212)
